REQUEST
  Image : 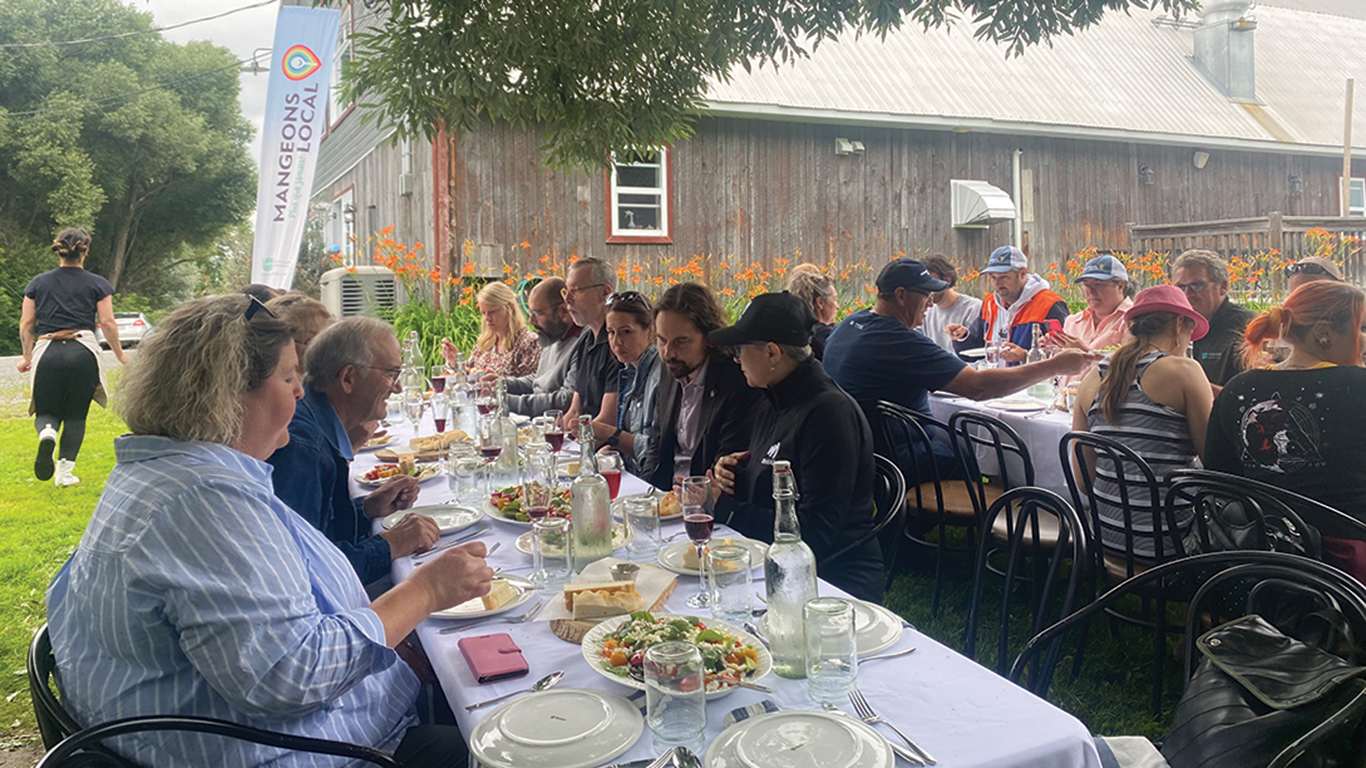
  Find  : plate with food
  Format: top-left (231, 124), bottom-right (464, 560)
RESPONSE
top-left (358, 431), bottom-right (396, 451)
top-left (515, 523), bottom-right (632, 559)
top-left (431, 575), bottom-right (534, 619)
top-left (380, 504), bottom-right (482, 535)
top-left (581, 611), bottom-right (771, 698)
top-left (958, 347), bottom-right (988, 359)
top-left (484, 482), bottom-right (572, 525)
top-left (354, 461), bottom-right (443, 487)
top-left (407, 429), bottom-right (470, 455)
top-left (656, 537), bottom-right (768, 576)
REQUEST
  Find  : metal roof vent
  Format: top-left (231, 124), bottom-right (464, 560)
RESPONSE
top-left (1194, 0), bottom-right (1256, 101)
top-left (950, 180), bottom-right (1017, 228)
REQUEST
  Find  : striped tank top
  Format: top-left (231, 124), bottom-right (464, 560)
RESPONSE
top-left (1086, 351), bottom-right (1197, 560)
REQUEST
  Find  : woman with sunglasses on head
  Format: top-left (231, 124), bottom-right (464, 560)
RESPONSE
top-left (1285, 256), bottom-right (1345, 292)
top-left (18, 228), bottom-right (129, 486)
top-left (589, 291), bottom-right (662, 473)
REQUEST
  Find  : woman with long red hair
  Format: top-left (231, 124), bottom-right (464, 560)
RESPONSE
top-left (1204, 280), bottom-right (1366, 521)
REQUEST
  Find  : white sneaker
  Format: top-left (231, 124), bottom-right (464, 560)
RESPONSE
top-left (35, 427), bottom-right (57, 481)
top-left (55, 459), bottom-right (80, 487)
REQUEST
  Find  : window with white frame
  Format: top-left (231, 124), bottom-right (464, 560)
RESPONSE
top-left (607, 148), bottom-right (671, 242)
top-left (327, 189), bottom-right (355, 262)
top-left (328, 3), bottom-right (353, 127)
top-left (1349, 177), bottom-right (1365, 217)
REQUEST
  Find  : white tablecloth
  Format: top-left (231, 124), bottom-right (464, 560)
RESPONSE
top-left (927, 393), bottom-right (1075, 497)
top-left (354, 419), bottom-right (1102, 768)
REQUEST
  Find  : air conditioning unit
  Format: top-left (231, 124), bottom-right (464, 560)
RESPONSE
top-left (320, 266), bottom-right (403, 318)
top-left (950, 180), bottom-right (1017, 228)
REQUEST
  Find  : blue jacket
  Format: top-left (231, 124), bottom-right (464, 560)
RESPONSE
top-left (267, 387), bottom-right (391, 584)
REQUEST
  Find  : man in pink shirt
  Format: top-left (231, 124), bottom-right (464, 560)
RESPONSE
top-left (1049, 254), bottom-right (1133, 383)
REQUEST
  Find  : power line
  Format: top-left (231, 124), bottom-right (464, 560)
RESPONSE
top-left (3, 55), bottom-right (261, 118)
top-left (0, 0), bottom-right (277, 49)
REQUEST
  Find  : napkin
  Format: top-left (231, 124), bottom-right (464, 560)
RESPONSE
top-left (538, 557), bottom-right (675, 623)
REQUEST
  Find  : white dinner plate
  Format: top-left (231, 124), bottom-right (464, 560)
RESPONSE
top-left (483, 500), bottom-right (534, 527)
top-left (430, 574), bottom-right (534, 619)
top-left (656, 538), bottom-right (768, 576)
top-left (514, 523), bottom-right (632, 558)
top-left (755, 598), bottom-right (903, 656)
top-left (380, 504), bottom-right (482, 535)
top-left (958, 347), bottom-right (988, 359)
top-left (704, 711), bottom-right (894, 768)
top-left (354, 463), bottom-right (443, 487)
top-left (357, 433), bottom-right (397, 451)
top-left (468, 688), bottom-right (643, 768)
top-left (981, 396), bottom-right (1050, 412)
top-left (581, 614), bottom-right (772, 699)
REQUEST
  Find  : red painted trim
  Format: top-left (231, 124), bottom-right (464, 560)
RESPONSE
top-left (330, 184), bottom-right (355, 202)
top-left (605, 146), bottom-right (674, 245)
top-left (432, 123), bottom-right (452, 310)
top-left (324, 2), bottom-right (356, 137)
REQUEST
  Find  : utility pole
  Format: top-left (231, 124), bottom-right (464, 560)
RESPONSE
top-left (1343, 78), bottom-right (1355, 217)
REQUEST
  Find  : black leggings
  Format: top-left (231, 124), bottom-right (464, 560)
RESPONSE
top-left (33, 340), bottom-right (99, 461)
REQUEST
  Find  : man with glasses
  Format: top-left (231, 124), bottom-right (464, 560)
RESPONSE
top-left (1171, 249), bottom-right (1255, 387)
top-left (1287, 256), bottom-right (1345, 292)
top-left (561, 257), bottom-right (621, 425)
top-left (499, 276), bottom-right (582, 416)
top-left (268, 317), bottom-right (438, 587)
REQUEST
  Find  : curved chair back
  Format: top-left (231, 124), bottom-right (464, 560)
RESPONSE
top-left (820, 454), bottom-right (906, 580)
top-left (1060, 431), bottom-right (1182, 580)
top-left (949, 410), bottom-right (1035, 529)
top-left (965, 487), bottom-right (1090, 676)
top-left (29, 625), bottom-right (84, 751)
top-left (1166, 470), bottom-right (1320, 559)
top-left (1170, 469), bottom-right (1366, 542)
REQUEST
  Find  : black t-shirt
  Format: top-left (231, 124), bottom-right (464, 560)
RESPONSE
top-left (573, 325), bottom-right (621, 419)
top-left (24, 267), bottom-right (113, 335)
top-left (1205, 366), bottom-right (1366, 523)
top-left (1192, 298), bottom-right (1255, 386)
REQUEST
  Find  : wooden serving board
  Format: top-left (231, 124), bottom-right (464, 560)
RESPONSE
top-left (550, 579), bottom-right (675, 644)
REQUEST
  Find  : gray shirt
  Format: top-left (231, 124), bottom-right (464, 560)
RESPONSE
top-left (504, 327), bottom-right (582, 416)
top-left (922, 294), bottom-right (982, 351)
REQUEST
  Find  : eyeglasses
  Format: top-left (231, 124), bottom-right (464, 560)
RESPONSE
top-left (563, 283), bottom-right (607, 300)
top-left (606, 291), bottom-right (651, 311)
top-left (361, 365), bottom-right (403, 385)
top-left (1174, 281), bottom-right (1209, 294)
top-left (244, 296), bottom-right (276, 320)
top-left (1286, 263), bottom-right (1330, 276)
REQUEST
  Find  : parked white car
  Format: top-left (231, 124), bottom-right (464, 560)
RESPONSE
top-left (96, 312), bottom-right (153, 348)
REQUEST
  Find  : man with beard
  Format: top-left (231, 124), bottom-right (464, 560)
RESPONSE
top-left (640, 283), bottom-right (761, 491)
top-left (947, 245), bottom-right (1069, 364)
top-left (498, 277), bottom-right (582, 416)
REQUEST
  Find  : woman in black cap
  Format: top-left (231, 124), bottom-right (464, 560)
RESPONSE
top-left (709, 292), bottom-right (883, 602)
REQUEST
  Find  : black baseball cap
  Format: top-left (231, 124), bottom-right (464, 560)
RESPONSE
top-left (708, 292), bottom-right (815, 347)
top-left (876, 258), bottom-right (950, 295)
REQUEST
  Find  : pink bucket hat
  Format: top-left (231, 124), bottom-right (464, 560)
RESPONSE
top-left (1128, 285), bottom-right (1209, 341)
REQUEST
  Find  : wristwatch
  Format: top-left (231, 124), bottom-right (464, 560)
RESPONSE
top-left (606, 428), bottom-right (623, 447)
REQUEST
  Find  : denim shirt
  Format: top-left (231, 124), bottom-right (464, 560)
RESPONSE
top-left (615, 345), bottom-right (661, 475)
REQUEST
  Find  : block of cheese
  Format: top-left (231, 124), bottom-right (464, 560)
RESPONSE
top-left (571, 587), bottom-right (644, 620)
top-left (481, 578), bottom-right (519, 611)
top-left (659, 492), bottom-right (683, 518)
top-left (562, 580), bottom-right (638, 610)
top-left (682, 538), bottom-right (743, 571)
top-left (409, 430), bottom-right (469, 453)
top-left (397, 452), bottom-right (416, 475)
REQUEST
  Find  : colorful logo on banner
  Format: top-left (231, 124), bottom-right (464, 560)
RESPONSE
top-left (281, 45), bottom-right (323, 81)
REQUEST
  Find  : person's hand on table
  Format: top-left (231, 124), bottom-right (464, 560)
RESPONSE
top-left (411, 542), bottom-right (495, 612)
top-left (1000, 342), bottom-right (1027, 364)
top-left (945, 323), bottom-right (969, 341)
top-left (363, 475), bottom-right (421, 518)
top-left (1044, 330), bottom-right (1089, 352)
top-left (709, 451), bottom-right (749, 500)
top-left (380, 514), bottom-right (440, 558)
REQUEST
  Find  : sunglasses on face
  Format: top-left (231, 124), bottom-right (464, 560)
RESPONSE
top-left (1175, 281), bottom-right (1209, 294)
top-left (1286, 263), bottom-right (1330, 276)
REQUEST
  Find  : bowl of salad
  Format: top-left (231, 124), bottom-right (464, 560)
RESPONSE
top-left (580, 611), bottom-right (771, 698)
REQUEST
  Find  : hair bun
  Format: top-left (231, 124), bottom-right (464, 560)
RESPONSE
top-left (50, 239), bottom-right (68, 256)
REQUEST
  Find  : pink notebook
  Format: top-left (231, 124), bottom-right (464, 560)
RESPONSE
top-left (457, 633), bottom-right (530, 684)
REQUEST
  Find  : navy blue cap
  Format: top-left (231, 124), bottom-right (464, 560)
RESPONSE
top-left (875, 258), bottom-right (950, 295)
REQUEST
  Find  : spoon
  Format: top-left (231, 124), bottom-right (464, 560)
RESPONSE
top-left (465, 669), bottom-right (564, 711)
top-left (672, 746), bottom-right (702, 768)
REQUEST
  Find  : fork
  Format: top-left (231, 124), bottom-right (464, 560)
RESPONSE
top-left (849, 689), bottom-right (937, 765)
top-left (821, 702), bottom-right (922, 765)
top-left (438, 600), bottom-right (543, 634)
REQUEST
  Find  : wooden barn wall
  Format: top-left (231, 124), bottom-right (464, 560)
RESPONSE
top-left (315, 136), bottom-right (436, 254)
top-left (446, 116), bottom-right (1364, 275)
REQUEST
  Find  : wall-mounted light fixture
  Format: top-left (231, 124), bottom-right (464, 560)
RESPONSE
top-left (1288, 174), bottom-right (1305, 195)
top-left (834, 138), bottom-right (866, 156)
top-left (1139, 166), bottom-right (1156, 186)
top-left (1193, 151), bottom-right (1210, 170)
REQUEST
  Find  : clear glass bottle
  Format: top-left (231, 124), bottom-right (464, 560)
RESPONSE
top-left (1026, 323), bottom-right (1045, 365)
top-left (570, 415), bottom-right (613, 572)
top-left (764, 460), bottom-right (817, 678)
top-left (489, 377), bottom-right (520, 489)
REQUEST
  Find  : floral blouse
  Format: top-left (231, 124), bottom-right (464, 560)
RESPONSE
top-left (468, 330), bottom-right (540, 378)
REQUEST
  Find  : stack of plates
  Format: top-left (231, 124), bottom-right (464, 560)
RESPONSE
top-left (756, 599), bottom-right (903, 656)
top-left (469, 688), bottom-right (643, 768)
top-left (705, 711), bottom-right (894, 768)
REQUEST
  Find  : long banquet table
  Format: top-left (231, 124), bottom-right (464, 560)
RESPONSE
top-left (354, 420), bottom-right (1102, 768)
top-left (927, 392), bottom-right (1075, 495)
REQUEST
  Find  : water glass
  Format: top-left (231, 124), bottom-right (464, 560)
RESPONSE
top-left (446, 446), bottom-right (484, 505)
top-left (624, 496), bottom-right (661, 562)
top-left (644, 641), bottom-right (706, 752)
top-left (804, 597), bottom-right (858, 703)
top-left (707, 545), bottom-right (752, 624)
top-left (984, 343), bottom-right (1001, 369)
top-left (531, 516), bottom-right (573, 594)
top-left (385, 394), bottom-right (403, 424)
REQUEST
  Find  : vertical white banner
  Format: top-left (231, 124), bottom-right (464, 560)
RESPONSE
top-left (251, 6), bottom-right (341, 288)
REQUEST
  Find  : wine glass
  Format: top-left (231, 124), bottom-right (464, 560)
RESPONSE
top-left (599, 449), bottom-right (623, 501)
top-left (543, 409), bottom-right (565, 452)
top-left (681, 475), bottom-right (714, 608)
top-left (403, 388), bottom-right (425, 433)
top-left (523, 445), bottom-right (555, 522)
top-left (475, 382), bottom-right (497, 419)
top-left (479, 417), bottom-right (506, 494)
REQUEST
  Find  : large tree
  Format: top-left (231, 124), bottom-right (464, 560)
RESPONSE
top-left (349, 0), bottom-right (1200, 169)
top-left (0, 0), bottom-right (255, 295)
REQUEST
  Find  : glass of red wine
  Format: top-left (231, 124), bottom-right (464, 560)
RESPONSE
top-left (543, 409), bottom-right (565, 453)
top-left (523, 446), bottom-right (555, 522)
top-left (479, 419), bottom-right (504, 495)
top-left (681, 475), bottom-right (714, 608)
top-left (598, 449), bottom-right (623, 500)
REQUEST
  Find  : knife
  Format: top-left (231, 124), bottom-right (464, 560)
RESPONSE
top-left (601, 760), bottom-right (657, 768)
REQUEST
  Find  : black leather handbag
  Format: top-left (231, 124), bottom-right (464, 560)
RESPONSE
top-left (1162, 615), bottom-right (1366, 768)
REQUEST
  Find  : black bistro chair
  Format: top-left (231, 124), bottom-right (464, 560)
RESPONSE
top-left (948, 411), bottom-right (1043, 547)
top-left (29, 625), bottom-right (403, 768)
top-left (818, 454), bottom-right (907, 591)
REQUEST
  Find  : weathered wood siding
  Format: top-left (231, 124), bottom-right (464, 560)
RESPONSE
top-left (447, 116), bottom-right (1366, 275)
top-left (314, 134), bottom-right (437, 253)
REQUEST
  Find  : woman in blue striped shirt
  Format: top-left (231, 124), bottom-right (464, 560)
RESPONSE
top-left (46, 294), bottom-right (493, 767)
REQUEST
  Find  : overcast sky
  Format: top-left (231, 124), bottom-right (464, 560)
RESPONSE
top-left (122, 0), bottom-right (279, 168)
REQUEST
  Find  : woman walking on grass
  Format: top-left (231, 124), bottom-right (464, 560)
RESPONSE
top-left (17, 228), bottom-right (128, 486)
